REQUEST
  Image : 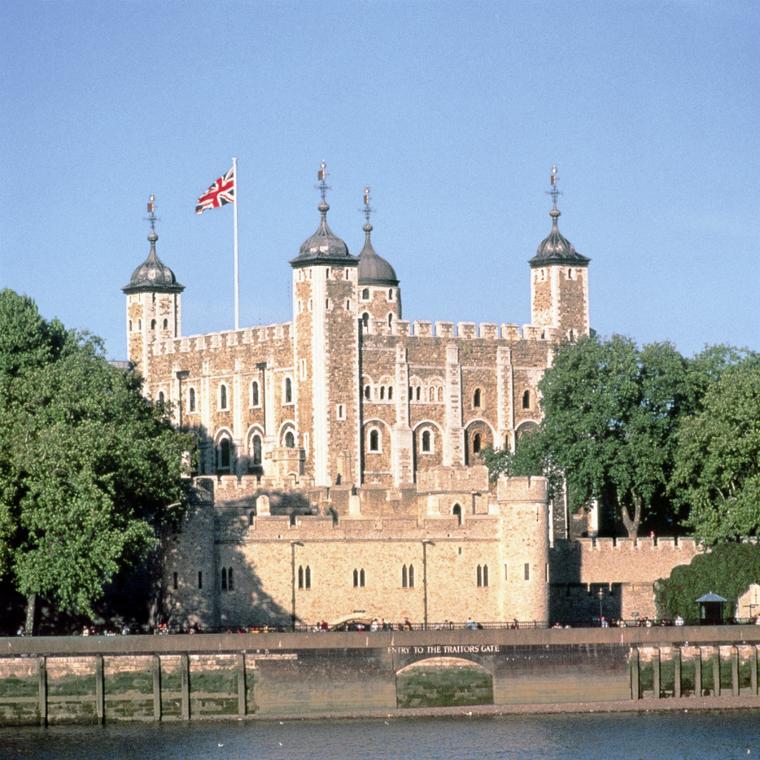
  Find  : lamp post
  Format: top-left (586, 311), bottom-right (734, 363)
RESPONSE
top-left (175, 370), bottom-right (189, 429)
top-left (290, 541), bottom-right (304, 631)
top-left (422, 540), bottom-right (434, 630)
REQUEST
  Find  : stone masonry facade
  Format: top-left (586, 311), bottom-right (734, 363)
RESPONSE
top-left (122, 168), bottom-right (694, 629)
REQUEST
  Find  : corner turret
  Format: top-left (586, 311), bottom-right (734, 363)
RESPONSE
top-left (357, 186), bottom-right (402, 333)
top-left (123, 195), bottom-right (184, 382)
top-left (529, 166), bottom-right (590, 340)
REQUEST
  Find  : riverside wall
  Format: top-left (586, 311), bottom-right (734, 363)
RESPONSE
top-left (1, 627), bottom-right (760, 725)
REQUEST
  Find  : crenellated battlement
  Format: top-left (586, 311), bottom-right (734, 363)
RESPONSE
top-left (496, 474), bottom-right (549, 504)
top-left (369, 319), bottom-right (562, 342)
top-left (575, 536), bottom-right (701, 552)
top-left (152, 321), bottom-right (292, 356)
top-left (550, 537), bottom-right (703, 586)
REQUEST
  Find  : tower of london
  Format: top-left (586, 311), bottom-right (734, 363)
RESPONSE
top-left (123, 166), bottom-right (597, 630)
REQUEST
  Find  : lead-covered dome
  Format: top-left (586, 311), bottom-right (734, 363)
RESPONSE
top-left (291, 202), bottom-right (356, 266)
top-left (530, 207), bottom-right (590, 268)
top-left (357, 223), bottom-right (398, 286)
top-left (123, 231), bottom-right (184, 293)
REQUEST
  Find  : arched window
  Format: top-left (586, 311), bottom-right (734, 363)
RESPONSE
top-left (473, 388), bottom-right (482, 408)
top-left (284, 431), bottom-right (295, 449)
top-left (218, 438), bottom-right (232, 471)
top-left (128, 319), bottom-right (133, 331)
top-left (364, 385), bottom-right (371, 400)
top-left (421, 430), bottom-right (432, 453)
top-left (157, 391), bottom-right (165, 405)
top-left (568, 328), bottom-right (575, 342)
top-left (477, 564), bottom-right (489, 587)
top-left (162, 318), bottom-right (168, 330)
top-left (368, 429), bottom-right (380, 452)
top-left (408, 564), bottom-right (415, 587)
top-left (522, 389), bottom-right (531, 410)
top-left (151, 319), bottom-right (156, 330)
top-left (173, 572), bottom-right (178, 590)
top-left (251, 381), bottom-right (259, 406)
top-left (453, 504), bottom-right (462, 526)
top-left (388, 289), bottom-right (393, 300)
top-left (219, 384), bottom-right (228, 410)
top-left (138, 319), bottom-right (142, 330)
top-left (415, 386), bottom-right (421, 401)
top-left (477, 565), bottom-right (483, 587)
top-left (429, 387), bottom-right (436, 402)
top-left (353, 568), bottom-right (365, 588)
top-left (388, 386), bottom-right (393, 400)
top-left (227, 568), bottom-right (234, 591)
top-left (248, 510), bottom-right (255, 526)
top-left (379, 386), bottom-right (385, 400)
top-left (221, 568), bottom-right (227, 591)
top-left (188, 387), bottom-right (196, 412)
top-left (252, 434), bottom-right (262, 465)
top-left (361, 288), bottom-right (370, 301)
top-left (284, 377), bottom-right (293, 404)
top-left (305, 566), bottom-right (311, 588)
top-left (437, 386), bottom-right (443, 402)
top-left (387, 313), bottom-right (393, 328)
top-left (360, 568), bottom-right (365, 587)
top-left (362, 312), bottom-right (369, 330)
top-left (298, 566), bottom-right (304, 589)
top-left (198, 571), bottom-right (203, 589)
top-left (472, 433), bottom-right (481, 454)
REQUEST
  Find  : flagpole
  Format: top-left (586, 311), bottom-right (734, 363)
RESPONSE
top-left (232, 156), bottom-right (239, 331)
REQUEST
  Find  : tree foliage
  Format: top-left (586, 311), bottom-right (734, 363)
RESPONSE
top-left (670, 357), bottom-right (760, 544)
top-left (489, 334), bottom-right (692, 537)
top-left (0, 289), bottom-right (192, 627)
top-left (655, 543), bottom-right (760, 621)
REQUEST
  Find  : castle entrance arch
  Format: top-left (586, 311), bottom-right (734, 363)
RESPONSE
top-left (395, 657), bottom-right (494, 708)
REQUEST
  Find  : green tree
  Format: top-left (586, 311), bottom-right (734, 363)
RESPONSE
top-left (0, 289), bottom-right (192, 632)
top-left (486, 335), bottom-right (692, 537)
top-left (655, 543), bottom-right (760, 621)
top-left (671, 357), bottom-right (760, 543)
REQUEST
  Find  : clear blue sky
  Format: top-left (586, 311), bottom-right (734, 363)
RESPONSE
top-left (2, 1), bottom-right (758, 358)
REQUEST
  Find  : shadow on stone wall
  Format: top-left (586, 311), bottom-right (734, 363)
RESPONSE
top-left (215, 540), bottom-right (293, 630)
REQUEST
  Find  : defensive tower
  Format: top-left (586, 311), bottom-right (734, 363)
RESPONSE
top-left (530, 166), bottom-right (590, 340)
top-left (122, 195), bottom-right (184, 385)
top-left (290, 163), bottom-right (361, 486)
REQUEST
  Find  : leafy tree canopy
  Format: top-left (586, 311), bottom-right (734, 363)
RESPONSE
top-left (0, 289), bottom-right (193, 628)
top-left (656, 543), bottom-right (760, 621)
top-left (671, 356), bottom-right (760, 544)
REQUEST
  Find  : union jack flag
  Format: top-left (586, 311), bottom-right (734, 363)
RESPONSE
top-left (195, 166), bottom-right (235, 214)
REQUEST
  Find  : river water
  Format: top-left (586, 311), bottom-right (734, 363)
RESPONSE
top-left (1, 711), bottom-right (759, 759)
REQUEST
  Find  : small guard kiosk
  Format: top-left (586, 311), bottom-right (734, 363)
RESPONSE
top-left (696, 592), bottom-right (727, 625)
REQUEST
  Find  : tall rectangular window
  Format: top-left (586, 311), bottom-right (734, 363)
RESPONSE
top-left (524, 563), bottom-right (530, 581)
top-left (198, 571), bottom-right (203, 589)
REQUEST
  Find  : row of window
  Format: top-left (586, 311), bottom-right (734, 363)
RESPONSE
top-left (361, 384), bottom-right (533, 411)
top-left (172, 561), bottom-right (539, 593)
top-left (129, 317), bottom-right (171, 332)
top-left (215, 429), bottom-right (296, 472)
top-left (361, 287), bottom-right (396, 301)
top-left (361, 312), bottom-right (395, 331)
top-left (365, 427), bottom-right (482, 456)
top-left (162, 379), bottom-right (532, 414)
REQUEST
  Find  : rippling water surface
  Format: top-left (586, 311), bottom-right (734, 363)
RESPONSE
top-left (2, 711), bottom-right (760, 760)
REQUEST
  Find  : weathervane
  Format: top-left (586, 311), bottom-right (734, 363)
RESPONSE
top-left (361, 186), bottom-right (374, 227)
top-left (145, 194), bottom-right (159, 233)
top-left (316, 161), bottom-right (331, 205)
top-left (547, 164), bottom-right (561, 210)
